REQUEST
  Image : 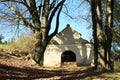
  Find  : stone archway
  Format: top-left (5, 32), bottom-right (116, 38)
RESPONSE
top-left (61, 50), bottom-right (76, 67)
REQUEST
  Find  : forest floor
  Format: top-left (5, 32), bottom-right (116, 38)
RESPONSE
top-left (0, 50), bottom-right (120, 80)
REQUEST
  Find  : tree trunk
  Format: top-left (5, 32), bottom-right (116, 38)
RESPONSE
top-left (31, 0), bottom-right (65, 66)
top-left (89, 0), bottom-right (114, 71)
top-left (90, 0), bottom-right (98, 70)
top-left (90, 0), bottom-right (105, 70)
top-left (96, 0), bottom-right (106, 71)
top-left (31, 0), bottom-right (49, 65)
top-left (104, 0), bottom-right (114, 71)
top-left (31, 31), bottom-right (48, 65)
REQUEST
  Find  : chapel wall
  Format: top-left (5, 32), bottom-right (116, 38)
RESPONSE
top-left (43, 44), bottom-right (94, 67)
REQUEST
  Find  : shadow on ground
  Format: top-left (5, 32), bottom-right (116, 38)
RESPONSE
top-left (0, 63), bottom-right (112, 80)
top-left (0, 63), bottom-right (65, 79)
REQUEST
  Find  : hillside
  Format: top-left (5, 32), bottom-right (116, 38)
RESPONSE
top-left (0, 49), bottom-right (120, 80)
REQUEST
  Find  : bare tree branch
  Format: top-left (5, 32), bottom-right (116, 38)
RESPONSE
top-left (28, 0), bottom-right (40, 26)
top-left (7, 5), bottom-right (35, 32)
top-left (48, 0), bottom-right (65, 33)
top-left (49, 4), bottom-right (63, 40)
top-left (49, 0), bottom-right (56, 10)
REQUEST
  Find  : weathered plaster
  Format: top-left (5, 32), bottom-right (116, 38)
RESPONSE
top-left (43, 24), bottom-right (94, 67)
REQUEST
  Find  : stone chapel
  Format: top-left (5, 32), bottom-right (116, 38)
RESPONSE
top-left (43, 24), bottom-right (94, 67)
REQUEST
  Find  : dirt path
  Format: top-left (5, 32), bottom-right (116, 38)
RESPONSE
top-left (0, 55), bottom-right (120, 80)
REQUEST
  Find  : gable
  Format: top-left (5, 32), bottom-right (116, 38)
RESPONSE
top-left (54, 24), bottom-right (88, 45)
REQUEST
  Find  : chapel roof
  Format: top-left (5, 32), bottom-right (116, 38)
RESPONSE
top-left (50, 24), bottom-right (89, 45)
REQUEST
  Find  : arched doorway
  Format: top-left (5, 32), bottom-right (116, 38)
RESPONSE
top-left (61, 50), bottom-right (76, 67)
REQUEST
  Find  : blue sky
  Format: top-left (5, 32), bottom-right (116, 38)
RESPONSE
top-left (50, 0), bottom-right (92, 41)
top-left (0, 0), bottom-right (92, 42)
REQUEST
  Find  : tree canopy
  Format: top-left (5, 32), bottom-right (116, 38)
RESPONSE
top-left (0, 0), bottom-right (66, 64)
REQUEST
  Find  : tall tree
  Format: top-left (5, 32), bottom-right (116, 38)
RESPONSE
top-left (90, 0), bottom-right (105, 70)
top-left (88, 0), bottom-right (114, 71)
top-left (0, 0), bottom-right (66, 65)
top-left (105, 0), bottom-right (114, 71)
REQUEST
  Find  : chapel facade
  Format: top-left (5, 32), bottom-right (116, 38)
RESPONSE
top-left (43, 24), bottom-right (94, 67)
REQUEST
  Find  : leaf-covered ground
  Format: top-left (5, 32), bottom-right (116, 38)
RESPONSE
top-left (0, 51), bottom-right (120, 80)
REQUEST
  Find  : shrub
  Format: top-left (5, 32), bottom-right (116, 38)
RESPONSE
top-left (0, 33), bottom-right (35, 52)
top-left (114, 61), bottom-right (120, 72)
